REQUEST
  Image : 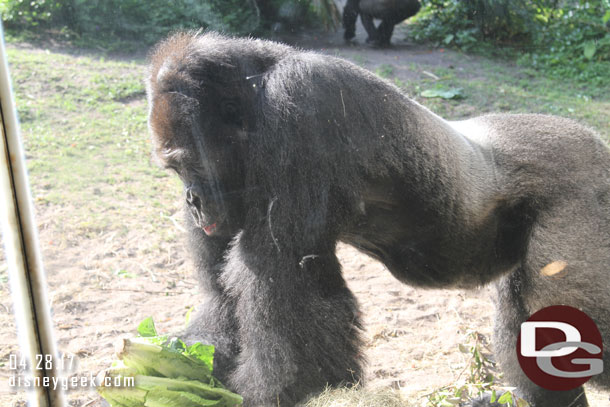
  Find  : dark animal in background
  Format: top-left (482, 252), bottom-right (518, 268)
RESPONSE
top-left (343, 0), bottom-right (421, 45)
top-left (146, 32), bottom-right (609, 407)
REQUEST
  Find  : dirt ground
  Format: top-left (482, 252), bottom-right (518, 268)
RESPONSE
top-left (1, 211), bottom-right (500, 407)
top-left (1, 16), bottom-right (609, 407)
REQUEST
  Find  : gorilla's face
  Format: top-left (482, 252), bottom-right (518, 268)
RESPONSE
top-left (147, 63), bottom-right (248, 237)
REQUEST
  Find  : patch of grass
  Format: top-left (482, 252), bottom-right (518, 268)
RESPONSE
top-left (306, 386), bottom-right (407, 407)
top-left (371, 54), bottom-right (608, 142)
top-left (350, 53), bottom-right (367, 66)
top-left (90, 73), bottom-right (146, 102)
top-left (375, 63), bottom-right (394, 79)
top-left (448, 67), bottom-right (610, 139)
top-left (426, 331), bottom-right (529, 407)
top-left (7, 45), bottom-right (181, 241)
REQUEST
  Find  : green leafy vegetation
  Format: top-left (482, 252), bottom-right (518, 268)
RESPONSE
top-left (410, 0), bottom-right (610, 86)
top-left (1, 0), bottom-right (258, 48)
top-left (98, 318), bottom-right (242, 407)
top-left (426, 331), bottom-right (529, 407)
top-left (0, 0), bottom-right (339, 49)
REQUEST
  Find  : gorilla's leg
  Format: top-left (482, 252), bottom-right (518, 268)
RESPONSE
top-left (182, 215), bottom-right (240, 382)
top-left (343, 0), bottom-right (360, 41)
top-left (376, 19), bottom-right (396, 46)
top-left (221, 231), bottom-right (363, 406)
top-left (360, 13), bottom-right (379, 44)
top-left (491, 272), bottom-right (589, 407)
top-left (377, 0), bottom-right (421, 45)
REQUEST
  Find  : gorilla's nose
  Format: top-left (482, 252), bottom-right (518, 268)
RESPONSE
top-left (185, 184), bottom-right (204, 212)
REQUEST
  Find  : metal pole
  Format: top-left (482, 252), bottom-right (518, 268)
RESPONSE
top-left (0, 22), bottom-right (65, 407)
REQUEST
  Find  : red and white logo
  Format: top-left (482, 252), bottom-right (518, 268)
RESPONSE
top-left (517, 305), bottom-right (603, 391)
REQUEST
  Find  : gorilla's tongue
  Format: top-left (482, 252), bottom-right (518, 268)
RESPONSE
top-left (203, 223), bottom-right (217, 236)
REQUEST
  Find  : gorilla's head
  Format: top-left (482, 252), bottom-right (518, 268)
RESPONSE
top-left (145, 33), bottom-right (263, 237)
top-left (146, 32), bottom-right (342, 242)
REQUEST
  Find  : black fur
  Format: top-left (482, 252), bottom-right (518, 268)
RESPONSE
top-left (146, 33), bottom-right (610, 407)
top-left (343, 0), bottom-right (421, 45)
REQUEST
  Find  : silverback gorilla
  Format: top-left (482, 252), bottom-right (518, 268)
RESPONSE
top-left (343, 0), bottom-right (421, 45)
top-left (146, 32), bottom-right (609, 407)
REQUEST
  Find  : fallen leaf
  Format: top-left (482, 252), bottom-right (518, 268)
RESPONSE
top-left (421, 88), bottom-right (464, 100)
top-left (541, 261), bottom-right (567, 277)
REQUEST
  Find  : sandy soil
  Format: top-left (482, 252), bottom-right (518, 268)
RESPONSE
top-left (1, 15), bottom-right (609, 407)
top-left (1, 217), bottom-right (499, 407)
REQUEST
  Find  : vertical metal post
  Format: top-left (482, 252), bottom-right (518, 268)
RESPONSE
top-left (0, 22), bottom-right (65, 407)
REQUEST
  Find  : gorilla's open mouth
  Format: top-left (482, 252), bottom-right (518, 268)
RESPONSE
top-left (187, 203), bottom-right (224, 236)
top-left (202, 222), bottom-right (218, 236)
top-left (185, 184), bottom-right (229, 236)
top-left (195, 213), bottom-right (224, 236)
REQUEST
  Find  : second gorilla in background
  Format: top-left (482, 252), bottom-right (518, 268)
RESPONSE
top-left (343, 0), bottom-right (421, 45)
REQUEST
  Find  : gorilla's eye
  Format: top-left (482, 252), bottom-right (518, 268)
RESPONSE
top-left (220, 100), bottom-right (240, 125)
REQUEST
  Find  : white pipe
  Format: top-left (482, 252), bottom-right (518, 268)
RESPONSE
top-left (0, 22), bottom-right (65, 407)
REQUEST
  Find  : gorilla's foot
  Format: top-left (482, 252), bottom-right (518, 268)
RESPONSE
top-left (343, 31), bottom-right (356, 41)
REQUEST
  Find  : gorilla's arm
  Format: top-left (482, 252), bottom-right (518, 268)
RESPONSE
top-left (343, 0), bottom-right (360, 40)
top-left (217, 62), bottom-right (368, 401)
top-left (221, 231), bottom-right (362, 405)
top-left (182, 213), bottom-right (239, 381)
